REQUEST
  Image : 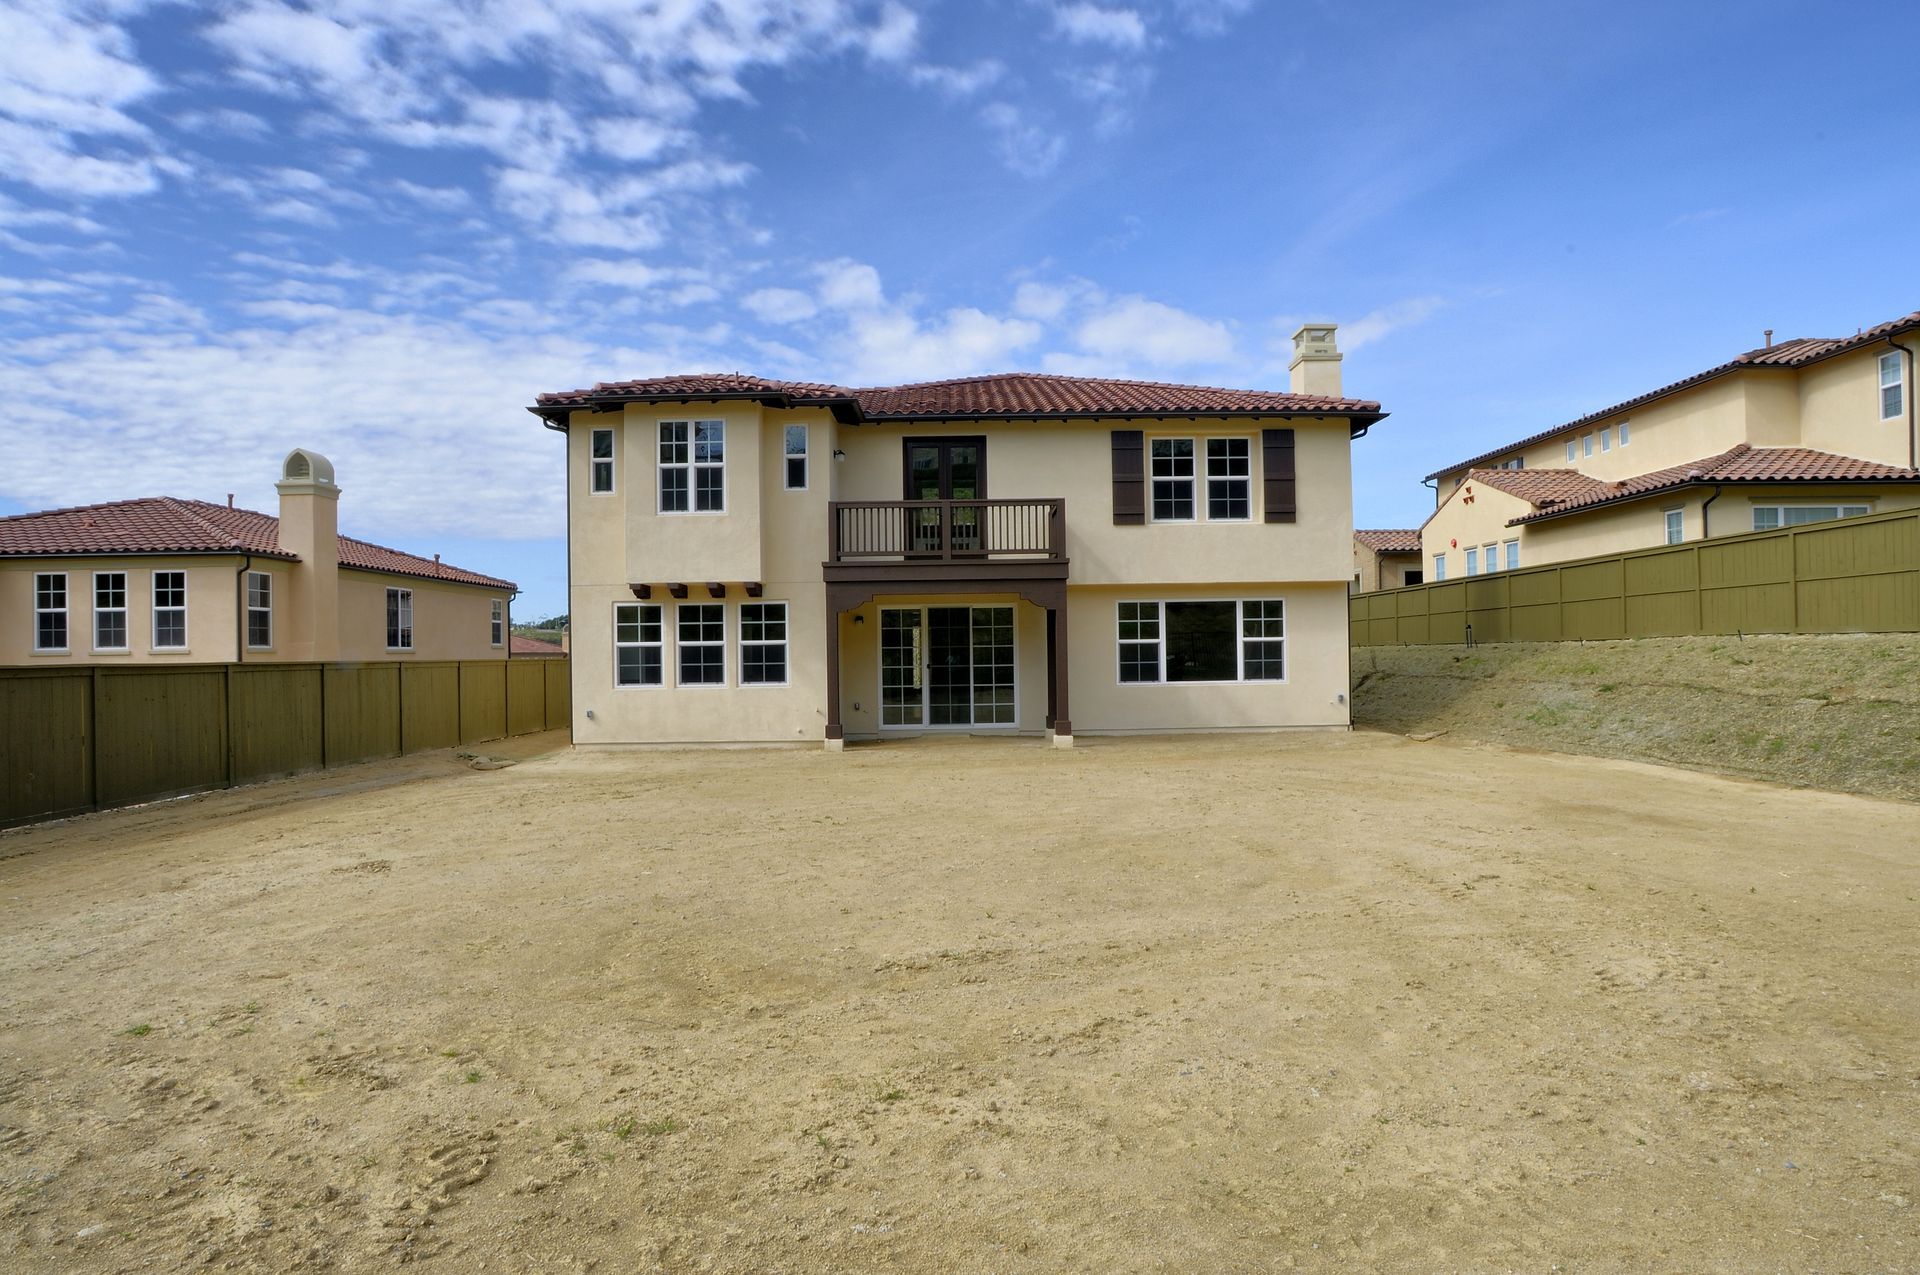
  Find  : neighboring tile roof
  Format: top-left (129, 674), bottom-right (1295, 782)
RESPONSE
top-left (1427, 308), bottom-right (1920, 479)
top-left (0, 497), bottom-right (515, 589)
top-left (509, 633), bottom-right (565, 656)
top-left (1502, 445), bottom-right (1920, 525)
top-left (1354, 528), bottom-right (1422, 554)
top-left (533, 370), bottom-right (1384, 423)
top-left (1461, 468), bottom-right (1613, 508)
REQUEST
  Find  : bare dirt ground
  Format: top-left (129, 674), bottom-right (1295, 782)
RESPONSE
top-left (3, 730), bottom-right (1918, 1273)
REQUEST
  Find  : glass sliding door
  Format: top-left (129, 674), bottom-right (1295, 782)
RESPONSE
top-left (877, 605), bottom-right (1015, 728)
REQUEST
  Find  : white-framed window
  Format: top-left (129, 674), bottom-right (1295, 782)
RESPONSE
top-left (1465, 547), bottom-right (1479, 576)
top-left (1149, 438), bottom-right (1196, 521)
top-left (614, 602), bottom-right (663, 686)
top-left (490, 598), bottom-right (504, 647)
top-left (1432, 554), bottom-right (1447, 581)
top-left (659, 419), bottom-right (725, 513)
top-left (386, 587), bottom-right (413, 650)
top-left (1565, 440), bottom-right (1577, 463)
top-left (1618, 419), bottom-right (1630, 446)
top-left (1582, 433), bottom-right (1594, 457)
top-left (1599, 427), bottom-right (1612, 452)
top-left (784, 425), bottom-right (808, 491)
top-left (1205, 438), bottom-right (1251, 520)
top-left (33, 572), bottom-right (67, 652)
top-left (1752, 503), bottom-right (1871, 532)
top-left (590, 427), bottom-right (615, 494)
top-left (1481, 542), bottom-right (1501, 572)
top-left (1880, 352), bottom-right (1904, 421)
top-left (1504, 539), bottom-right (1520, 571)
top-left (676, 602), bottom-right (725, 685)
top-left (740, 601), bottom-right (788, 685)
top-left (1663, 508), bottom-right (1684, 545)
top-left (1115, 600), bottom-right (1286, 684)
top-left (246, 571), bottom-right (272, 649)
top-left (152, 570), bottom-right (187, 649)
top-left (94, 571), bottom-right (128, 651)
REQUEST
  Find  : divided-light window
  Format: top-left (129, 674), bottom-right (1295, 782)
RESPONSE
top-left (677, 603), bottom-right (725, 685)
top-left (614, 603), bottom-right (663, 686)
top-left (1880, 352), bottom-right (1904, 421)
top-left (152, 571), bottom-right (187, 649)
top-left (246, 572), bottom-right (272, 649)
top-left (1151, 437), bottom-right (1253, 521)
top-left (34, 572), bottom-right (67, 652)
top-left (784, 425), bottom-right (808, 490)
top-left (740, 602), bottom-right (788, 685)
top-left (590, 427), bottom-right (615, 494)
top-left (94, 571), bottom-right (128, 651)
top-left (1664, 508), bottom-right (1684, 545)
top-left (490, 598), bottom-right (504, 647)
top-left (1752, 504), bottom-right (1870, 532)
top-left (660, 420), bottom-right (725, 513)
top-left (386, 587), bottom-right (413, 650)
top-left (1116, 600), bottom-right (1285, 684)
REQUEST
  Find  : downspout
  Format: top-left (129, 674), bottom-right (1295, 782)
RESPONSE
top-left (1885, 335), bottom-right (1918, 469)
top-left (233, 554), bottom-right (253, 663)
top-left (1700, 485), bottom-right (1722, 539)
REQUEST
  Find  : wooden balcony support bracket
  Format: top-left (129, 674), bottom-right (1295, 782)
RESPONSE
top-left (667, 583), bottom-right (689, 599)
top-left (705, 582), bottom-right (727, 598)
top-left (744, 582), bottom-right (764, 598)
top-left (628, 583), bottom-right (652, 600)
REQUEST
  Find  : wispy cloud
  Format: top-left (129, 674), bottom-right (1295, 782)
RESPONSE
top-left (1052, 4), bottom-right (1149, 50)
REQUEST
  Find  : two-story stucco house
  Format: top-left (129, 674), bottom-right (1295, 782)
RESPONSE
top-left (1420, 309), bottom-right (1920, 580)
top-left (532, 327), bottom-right (1384, 748)
top-left (0, 449), bottom-right (516, 666)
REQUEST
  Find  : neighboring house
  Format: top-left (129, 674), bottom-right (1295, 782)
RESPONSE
top-left (1, 449), bottom-right (515, 666)
top-left (531, 325), bottom-right (1384, 748)
top-left (1421, 309), bottom-right (1920, 579)
top-left (510, 633), bottom-right (567, 659)
top-left (1353, 529), bottom-right (1423, 592)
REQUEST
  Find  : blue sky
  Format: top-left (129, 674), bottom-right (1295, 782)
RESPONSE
top-left (1, 0), bottom-right (1914, 620)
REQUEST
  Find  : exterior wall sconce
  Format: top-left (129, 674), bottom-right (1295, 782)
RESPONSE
top-left (833, 449), bottom-right (847, 460)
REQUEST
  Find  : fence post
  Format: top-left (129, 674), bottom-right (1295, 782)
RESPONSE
top-left (89, 666), bottom-right (102, 813)
top-left (1693, 545), bottom-right (1704, 633)
top-left (223, 663), bottom-right (235, 790)
top-left (318, 664), bottom-right (329, 770)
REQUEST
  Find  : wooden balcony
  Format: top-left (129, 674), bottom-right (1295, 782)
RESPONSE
top-left (824, 498), bottom-right (1069, 588)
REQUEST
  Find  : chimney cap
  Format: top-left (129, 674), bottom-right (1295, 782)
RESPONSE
top-left (276, 447), bottom-right (340, 497)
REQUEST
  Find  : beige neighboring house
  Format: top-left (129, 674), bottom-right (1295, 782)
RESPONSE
top-left (1352, 529), bottom-right (1423, 592)
top-left (1421, 309), bottom-right (1920, 580)
top-left (532, 326), bottom-right (1385, 748)
top-left (1, 449), bottom-right (516, 666)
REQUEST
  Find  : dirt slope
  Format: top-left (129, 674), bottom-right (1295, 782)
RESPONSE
top-left (1353, 632), bottom-right (1920, 801)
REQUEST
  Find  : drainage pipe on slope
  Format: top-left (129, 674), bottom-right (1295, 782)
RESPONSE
top-left (1883, 334), bottom-right (1918, 470)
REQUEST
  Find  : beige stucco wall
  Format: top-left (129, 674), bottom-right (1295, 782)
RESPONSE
top-left (0, 556), bottom-right (261, 665)
top-left (1798, 347), bottom-right (1917, 465)
top-left (335, 570), bottom-right (511, 662)
top-left (1352, 542), bottom-right (1421, 593)
top-left (1420, 482), bottom-right (1534, 580)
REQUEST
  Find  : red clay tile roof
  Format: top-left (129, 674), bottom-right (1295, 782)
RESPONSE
top-left (509, 634), bottom-right (565, 656)
top-left (0, 497), bottom-right (514, 589)
top-left (1353, 528), bottom-right (1422, 554)
top-left (1507, 445), bottom-right (1920, 525)
top-left (1427, 308), bottom-right (1920, 480)
top-left (1461, 468), bottom-right (1614, 508)
top-left (534, 371), bottom-right (1384, 423)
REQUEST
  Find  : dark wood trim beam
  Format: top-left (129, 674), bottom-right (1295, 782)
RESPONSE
top-left (706, 582), bottom-right (727, 598)
top-left (628, 583), bottom-right (651, 599)
top-left (667, 582), bottom-right (689, 599)
top-left (744, 582), bottom-right (764, 598)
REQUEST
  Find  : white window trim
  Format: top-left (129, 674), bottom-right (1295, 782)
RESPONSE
top-left (783, 424), bottom-right (809, 492)
top-left (1464, 547), bottom-right (1479, 577)
top-left (1147, 434), bottom-right (1256, 523)
top-left (739, 601), bottom-right (790, 687)
top-left (1880, 351), bottom-right (1904, 422)
top-left (589, 427), bottom-right (616, 496)
top-left (613, 601), bottom-right (664, 689)
top-left (151, 570), bottom-right (188, 651)
top-left (1750, 502), bottom-right (1872, 532)
top-left (1582, 433), bottom-right (1594, 457)
top-left (1113, 598), bottom-right (1288, 687)
top-left (675, 602), bottom-right (727, 688)
top-left (1618, 419), bottom-right (1630, 446)
top-left (1663, 507), bottom-right (1684, 545)
top-left (1481, 542), bottom-right (1500, 573)
top-left (658, 418), bottom-right (727, 515)
top-left (490, 598), bottom-right (504, 648)
top-left (386, 586), bottom-right (414, 651)
top-left (1503, 539), bottom-right (1520, 572)
top-left (245, 571), bottom-right (273, 651)
top-left (1204, 437), bottom-right (1253, 522)
top-left (1599, 427), bottom-right (1612, 452)
top-left (1565, 440), bottom-right (1577, 462)
top-left (1432, 554), bottom-right (1447, 581)
top-left (1147, 436), bottom-right (1198, 523)
top-left (93, 570), bottom-right (129, 653)
top-left (33, 571), bottom-right (68, 653)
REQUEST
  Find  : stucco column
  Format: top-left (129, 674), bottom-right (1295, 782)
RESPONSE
top-left (824, 603), bottom-right (844, 751)
top-left (1050, 597), bottom-right (1072, 747)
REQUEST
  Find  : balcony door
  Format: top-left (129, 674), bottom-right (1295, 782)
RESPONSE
top-left (904, 437), bottom-right (986, 554)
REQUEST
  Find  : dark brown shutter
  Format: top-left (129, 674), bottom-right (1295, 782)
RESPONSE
top-left (1111, 430), bottom-right (1144, 525)
top-left (1263, 428), bottom-right (1296, 524)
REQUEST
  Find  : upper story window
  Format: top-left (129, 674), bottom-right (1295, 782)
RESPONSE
top-left (94, 571), bottom-right (128, 651)
top-left (1618, 420), bottom-right (1630, 446)
top-left (1599, 427), bottom-right (1612, 452)
top-left (784, 425), bottom-right (809, 490)
top-left (1504, 539), bottom-right (1520, 571)
top-left (386, 587), bottom-right (413, 650)
top-left (1880, 352), bottom-right (1904, 421)
top-left (660, 419), bottom-right (724, 513)
top-left (1565, 440), bottom-right (1577, 463)
top-left (1151, 437), bottom-right (1252, 522)
top-left (1664, 508), bottom-right (1684, 545)
top-left (34, 572), bottom-right (67, 652)
top-left (1582, 433), bottom-right (1594, 458)
top-left (490, 598), bottom-right (504, 647)
top-left (590, 427), bottom-right (615, 494)
top-left (152, 571), bottom-right (187, 649)
top-left (1432, 554), bottom-right (1447, 581)
top-left (246, 571), bottom-right (272, 649)
top-left (1464, 546), bottom-right (1479, 576)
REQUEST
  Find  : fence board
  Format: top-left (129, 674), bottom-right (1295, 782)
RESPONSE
top-left (324, 665), bottom-right (401, 764)
top-left (459, 662), bottom-right (508, 744)
top-left (401, 663), bottom-right (461, 754)
top-left (96, 667), bottom-right (228, 807)
top-left (1352, 506), bottom-right (1920, 646)
top-left (0, 670), bottom-right (92, 825)
top-left (543, 660), bottom-right (571, 730)
top-left (231, 665), bottom-right (324, 783)
top-left (507, 661), bottom-right (546, 737)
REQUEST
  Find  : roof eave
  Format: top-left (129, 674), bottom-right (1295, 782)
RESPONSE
top-left (0, 546), bottom-right (298, 561)
top-left (1510, 473), bottom-right (1920, 526)
top-left (532, 395), bottom-right (1385, 434)
top-left (338, 562), bottom-right (516, 591)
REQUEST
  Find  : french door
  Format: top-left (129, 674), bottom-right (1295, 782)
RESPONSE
top-left (879, 606), bottom-right (1015, 728)
top-left (904, 437), bottom-right (985, 554)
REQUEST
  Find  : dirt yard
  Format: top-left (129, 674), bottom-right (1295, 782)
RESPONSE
top-left (3, 731), bottom-right (1917, 1273)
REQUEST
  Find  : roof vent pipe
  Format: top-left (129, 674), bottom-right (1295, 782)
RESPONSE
top-left (227, 492), bottom-right (235, 507)
top-left (1763, 329), bottom-right (1773, 348)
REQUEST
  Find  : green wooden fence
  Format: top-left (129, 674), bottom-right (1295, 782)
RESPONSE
top-left (1, 658), bottom-right (569, 829)
top-left (1352, 505), bottom-right (1920, 646)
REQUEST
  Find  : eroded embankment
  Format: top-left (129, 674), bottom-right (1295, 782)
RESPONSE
top-left (1352, 632), bottom-right (1920, 801)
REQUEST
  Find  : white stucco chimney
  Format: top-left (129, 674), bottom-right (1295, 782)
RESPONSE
top-left (1289, 324), bottom-right (1342, 397)
top-left (276, 447), bottom-right (340, 661)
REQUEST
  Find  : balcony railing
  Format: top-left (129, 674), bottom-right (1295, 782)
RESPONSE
top-left (828, 499), bottom-right (1065, 563)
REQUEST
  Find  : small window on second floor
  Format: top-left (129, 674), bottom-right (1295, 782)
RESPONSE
top-left (1431, 554), bottom-right (1447, 581)
top-left (1664, 508), bottom-right (1684, 545)
top-left (1582, 433), bottom-right (1594, 457)
top-left (1465, 547), bottom-right (1479, 576)
top-left (387, 587), bottom-right (413, 650)
top-left (1618, 419), bottom-right (1630, 446)
top-left (246, 571), bottom-right (272, 649)
top-left (784, 425), bottom-right (808, 490)
top-left (660, 419), bottom-right (725, 513)
top-left (490, 598), bottom-right (504, 647)
top-left (1566, 440), bottom-right (1577, 463)
top-left (590, 428), bottom-right (615, 494)
top-left (1880, 351), bottom-right (1904, 421)
top-left (1599, 427), bottom-right (1612, 452)
top-left (1504, 539), bottom-right (1520, 571)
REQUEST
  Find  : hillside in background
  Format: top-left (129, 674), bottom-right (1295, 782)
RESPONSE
top-left (1353, 634), bottom-right (1920, 802)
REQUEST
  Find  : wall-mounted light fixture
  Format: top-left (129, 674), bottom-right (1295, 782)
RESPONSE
top-left (852, 613), bottom-right (865, 625)
top-left (833, 449), bottom-right (847, 460)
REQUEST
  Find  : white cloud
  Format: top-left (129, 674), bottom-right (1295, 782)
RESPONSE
top-left (980, 102), bottom-right (1066, 177)
top-left (1076, 295), bottom-right (1235, 367)
top-left (863, 2), bottom-right (920, 62)
top-left (743, 287), bottom-right (819, 323)
top-left (1052, 4), bottom-right (1148, 49)
top-left (1332, 296), bottom-right (1445, 352)
top-left (815, 259), bottom-right (887, 311)
top-left (907, 60), bottom-right (1005, 98)
top-left (390, 180), bottom-right (473, 212)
